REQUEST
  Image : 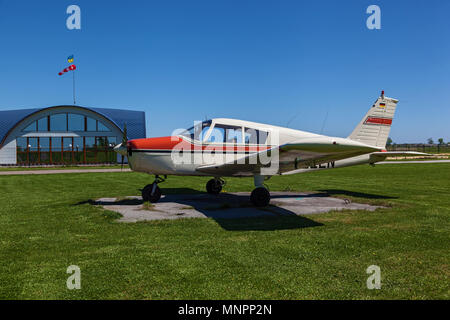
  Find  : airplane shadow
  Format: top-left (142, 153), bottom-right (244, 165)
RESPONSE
top-left (78, 188), bottom-right (324, 231)
top-left (159, 188), bottom-right (324, 231)
top-left (318, 189), bottom-right (398, 200)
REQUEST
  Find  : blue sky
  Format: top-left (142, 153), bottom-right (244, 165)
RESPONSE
top-left (0, 0), bottom-right (449, 142)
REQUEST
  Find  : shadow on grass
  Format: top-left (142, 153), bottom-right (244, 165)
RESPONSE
top-left (215, 215), bottom-right (323, 231)
top-left (75, 188), bottom-right (324, 231)
top-left (319, 189), bottom-right (398, 200)
top-left (74, 198), bottom-right (143, 206)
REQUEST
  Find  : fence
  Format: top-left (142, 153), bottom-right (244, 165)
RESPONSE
top-left (387, 144), bottom-right (450, 154)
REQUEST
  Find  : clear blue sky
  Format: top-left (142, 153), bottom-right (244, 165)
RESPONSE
top-left (0, 0), bottom-right (449, 142)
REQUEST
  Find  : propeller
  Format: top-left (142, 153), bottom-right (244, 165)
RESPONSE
top-left (121, 123), bottom-right (127, 170)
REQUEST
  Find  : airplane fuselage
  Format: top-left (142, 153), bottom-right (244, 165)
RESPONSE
top-left (123, 118), bottom-right (383, 177)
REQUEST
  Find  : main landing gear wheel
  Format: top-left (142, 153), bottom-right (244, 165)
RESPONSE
top-left (206, 178), bottom-right (223, 195)
top-left (142, 175), bottom-right (166, 203)
top-left (250, 187), bottom-right (270, 207)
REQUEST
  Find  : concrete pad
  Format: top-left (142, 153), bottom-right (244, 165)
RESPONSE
top-left (93, 192), bottom-right (384, 223)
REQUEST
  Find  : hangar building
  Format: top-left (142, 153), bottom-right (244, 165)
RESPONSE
top-left (0, 105), bottom-right (146, 165)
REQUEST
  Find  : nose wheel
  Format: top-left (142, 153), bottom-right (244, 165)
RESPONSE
top-left (206, 178), bottom-right (224, 194)
top-left (142, 175), bottom-right (166, 203)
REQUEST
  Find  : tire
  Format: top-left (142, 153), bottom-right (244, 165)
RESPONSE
top-left (250, 187), bottom-right (270, 207)
top-left (142, 183), bottom-right (162, 203)
top-left (206, 179), bottom-right (222, 194)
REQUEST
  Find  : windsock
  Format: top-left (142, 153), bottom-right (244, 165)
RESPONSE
top-left (58, 64), bottom-right (76, 76)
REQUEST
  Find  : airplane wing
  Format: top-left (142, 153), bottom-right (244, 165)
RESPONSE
top-left (195, 138), bottom-right (380, 176)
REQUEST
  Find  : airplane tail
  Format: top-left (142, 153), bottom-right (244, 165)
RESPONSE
top-left (348, 91), bottom-right (398, 148)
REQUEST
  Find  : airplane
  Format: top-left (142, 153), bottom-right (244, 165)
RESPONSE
top-left (115, 91), bottom-right (425, 206)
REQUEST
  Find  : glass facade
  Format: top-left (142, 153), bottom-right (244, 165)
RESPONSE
top-left (37, 117), bottom-right (48, 131)
top-left (15, 112), bottom-right (119, 164)
top-left (68, 114), bottom-right (84, 131)
top-left (33, 113), bottom-right (112, 133)
top-left (86, 117), bottom-right (97, 131)
top-left (16, 136), bottom-right (117, 165)
top-left (50, 114), bottom-right (67, 131)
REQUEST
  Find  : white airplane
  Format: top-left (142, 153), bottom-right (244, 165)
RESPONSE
top-left (115, 91), bottom-right (424, 206)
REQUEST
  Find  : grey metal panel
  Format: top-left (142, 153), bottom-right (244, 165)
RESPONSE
top-left (0, 108), bottom-right (40, 147)
top-left (0, 139), bottom-right (17, 164)
top-left (90, 107), bottom-right (146, 140)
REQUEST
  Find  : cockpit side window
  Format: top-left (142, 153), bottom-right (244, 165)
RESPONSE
top-left (210, 124), bottom-right (243, 144)
top-left (205, 126), bottom-right (224, 143)
top-left (244, 128), bottom-right (269, 144)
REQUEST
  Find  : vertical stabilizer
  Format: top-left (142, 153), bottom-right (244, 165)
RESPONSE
top-left (348, 91), bottom-right (398, 148)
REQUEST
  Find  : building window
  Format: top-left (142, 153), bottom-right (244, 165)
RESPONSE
top-left (68, 114), bottom-right (84, 131)
top-left (23, 121), bottom-right (36, 132)
top-left (98, 121), bottom-right (111, 132)
top-left (73, 137), bottom-right (84, 163)
top-left (16, 135), bottom-right (117, 165)
top-left (37, 117), bottom-right (48, 131)
top-left (21, 113), bottom-right (113, 133)
top-left (50, 114), bottom-right (67, 131)
top-left (28, 137), bottom-right (38, 163)
top-left (16, 137), bottom-right (28, 163)
top-left (51, 137), bottom-right (62, 163)
top-left (86, 117), bottom-right (97, 131)
top-left (39, 137), bottom-right (50, 163)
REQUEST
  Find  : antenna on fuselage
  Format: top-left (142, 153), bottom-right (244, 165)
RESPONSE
top-left (286, 112), bottom-right (301, 128)
top-left (320, 109), bottom-right (329, 134)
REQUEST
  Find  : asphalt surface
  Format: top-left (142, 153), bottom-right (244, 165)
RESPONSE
top-left (94, 192), bottom-right (384, 223)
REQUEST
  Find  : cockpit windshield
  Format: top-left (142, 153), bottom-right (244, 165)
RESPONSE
top-left (179, 120), bottom-right (212, 141)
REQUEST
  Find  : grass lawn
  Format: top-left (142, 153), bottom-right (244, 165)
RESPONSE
top-left (0, 163), bottom-right (449, 299)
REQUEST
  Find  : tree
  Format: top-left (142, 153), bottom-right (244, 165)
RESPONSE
top-left (386, 137), bottom-right (393, 146)
top-left (438, 138), bottom-right (444, 145)
top-left (427, 138), bottom-right (434, 145)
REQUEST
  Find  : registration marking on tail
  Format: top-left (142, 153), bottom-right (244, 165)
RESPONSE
top-left (364, 117), bottom-right (392, 126)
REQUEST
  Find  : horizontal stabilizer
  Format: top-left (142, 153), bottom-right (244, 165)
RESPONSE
top-left (370, 151), bottom-right (431, 163)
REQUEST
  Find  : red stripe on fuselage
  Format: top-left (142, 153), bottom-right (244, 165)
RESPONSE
top-left (364, 117), bottom-right (392, 125)
top-left (128, 136), bottom-right (271, 152)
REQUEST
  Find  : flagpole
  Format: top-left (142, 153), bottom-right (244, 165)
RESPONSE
top-left (73, 69), bottom-right (76, 105)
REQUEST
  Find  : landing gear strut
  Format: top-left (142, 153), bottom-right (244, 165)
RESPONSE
top-left (250, 175), bottom-right (270, 207)
top-left (206, 178), bottom-right (225, 194)
top-left (142, 175), bottom-right (166, 203)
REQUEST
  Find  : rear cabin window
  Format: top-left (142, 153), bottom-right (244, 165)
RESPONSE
top-left (244, 128), bottom-right (268, 144)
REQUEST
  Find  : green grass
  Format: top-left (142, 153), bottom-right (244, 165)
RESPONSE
top-left (0, 164), bottom-right (449, 299)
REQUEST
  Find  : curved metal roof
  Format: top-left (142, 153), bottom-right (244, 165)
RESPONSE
top-left (0, 105), bottom-right (146, 147)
